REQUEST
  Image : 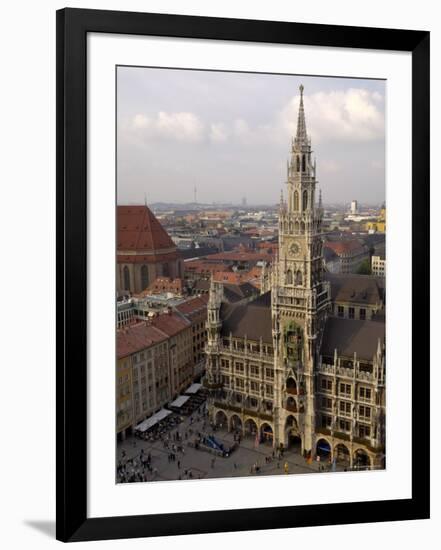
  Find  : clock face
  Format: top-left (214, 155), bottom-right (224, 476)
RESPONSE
top-left (290, 242), bottom-right (300, 256)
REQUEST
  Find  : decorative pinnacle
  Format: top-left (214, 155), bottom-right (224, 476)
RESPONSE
top-left (296, 84), bottom-right (307, 140)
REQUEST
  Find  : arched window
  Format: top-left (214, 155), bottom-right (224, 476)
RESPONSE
top-left (289, 222), bottom-right (293, 233)
top-left (302, 190), bottom-right (308, 211)
top-left (123, 266), bottom-right (130, 291)
top-left (286, 270), bottom-right (293, 285)
top-left (296, 155), bottom-right (300, 172)
top-left (162, 263), bottom-right (170, 277)
top-left (295, 270), bottom-right (303, 286)
top-left (293, 191), bottom-right (299, 211)
top-left (302, 154), bottom-right (306, 172)
top-left (141, 265), bottom-right (149, 290)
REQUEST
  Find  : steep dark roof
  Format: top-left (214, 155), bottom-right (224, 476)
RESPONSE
top-left (325, 273), bottom-right (382, 306)
top-left (220, 291), bottom-right (272, 343)
top-left (321, 317), bottom-right (385, 361)
top-left (223, 282), bottom-right (258, 303)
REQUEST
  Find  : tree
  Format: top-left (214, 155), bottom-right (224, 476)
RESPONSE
top-left (357, 259), bottom-right (371, 275)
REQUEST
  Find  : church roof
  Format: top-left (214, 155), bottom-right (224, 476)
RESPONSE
top-left (117, 205), bottom-right (176, 252)
top-left (220, 291), bottom-right (272, 343)
top-left (321, 317), bottom-right (384, 361)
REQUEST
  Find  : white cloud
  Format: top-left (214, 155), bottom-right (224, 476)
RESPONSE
top-left (209, 122), bottom-right (229, 143)
top-left (129, 111), bottom-right (205, 143)
top-left (281, 88), bottom-right (385, 143)
top-left (124, 88), bottom-right (384, 152)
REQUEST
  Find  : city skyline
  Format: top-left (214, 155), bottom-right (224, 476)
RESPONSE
top-left (117, 68), bottom-right (385, 206)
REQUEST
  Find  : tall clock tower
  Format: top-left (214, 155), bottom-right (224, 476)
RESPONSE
top-left (272, 85), bottom-right (331, 453)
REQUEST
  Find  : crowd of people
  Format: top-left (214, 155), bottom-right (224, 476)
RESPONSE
top-left (117, 404), bottom-right (208, 484)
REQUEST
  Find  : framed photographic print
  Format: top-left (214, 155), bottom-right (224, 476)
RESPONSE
top-left (56, 8), bottom-right (430, 542)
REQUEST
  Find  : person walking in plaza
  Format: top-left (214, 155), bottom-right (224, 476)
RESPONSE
top-left (284, 461), bottom-right (289, 474)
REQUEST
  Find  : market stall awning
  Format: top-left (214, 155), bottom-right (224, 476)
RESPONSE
top-left (184, 383), bottom-right (202, 395)
top-left (169, 395), bottom-right (190, 408)
top-left (134, 408), bottom-right (171, 433)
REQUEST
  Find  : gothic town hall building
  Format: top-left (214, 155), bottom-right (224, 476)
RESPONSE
top-left (204, 86), bottom-right (385, 470)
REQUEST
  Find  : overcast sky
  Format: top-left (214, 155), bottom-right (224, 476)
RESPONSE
top-left (117, 67), bottom-right (385, 206)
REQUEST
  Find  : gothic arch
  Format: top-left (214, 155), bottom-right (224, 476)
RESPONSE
top-left (141, 265), bottom-right (149, 290)
top-left (354, 449), bottom-right (371, 469)
top-left (286, 396), bottom-right (297, 412)
top-left (260, 422), bottom-right (274, 444)
top-left (286, 377), bottom-right (297, 394)
top-left (229, 414), bottom-right (242, 432)
top-left (294, 221), bottom-right (300, 233)
top-left (302, 190), bottom-right (308, 211)
top-left (295, 270), bottom-right (303, 286)
top-left (296, 155), bottom-right (300, 172)
top-left (302, 154), bottom-right (306, 172)
top-left (215, 410), bottom-right (228, 428)
top-left (123, 266), bottom-right (130, 291)
top-left (286, 269), bottom-right (293, 285)
top-left (334, 443), bottom-right (350, 465)
top-left (293, 190), bottom-right (299, 211)
top-left (244, 418), bottom-right (258, 437)
top-left (316, 438), bottom-right (332, 458)
top-left (285, 415), bottom-right (298, 430)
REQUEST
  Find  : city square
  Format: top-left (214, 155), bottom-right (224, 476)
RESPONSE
top-left (117, 401), bottom-right (355, 484)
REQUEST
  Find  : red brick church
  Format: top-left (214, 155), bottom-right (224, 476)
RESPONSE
top-left (117, 205), bottom-right (182, 295)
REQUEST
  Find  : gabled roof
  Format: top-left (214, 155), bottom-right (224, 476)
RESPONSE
top-left (325, 273), bottom-right (382, 306)
top-left (117, 323), bottom-right (168, 359)
top-left (151, 311), bottom-right (190, 337)
top-left (117, 205), bottom-right (176, 251)
top-left (175, 295), bottom-right (209, 317)
top-left (321, 317), bottom-right (384, 361)
top-left (220, 291), bottom-right (272, 343)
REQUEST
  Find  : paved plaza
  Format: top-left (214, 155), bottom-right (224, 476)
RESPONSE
top-left (116, 406), bottom-right (347, 484)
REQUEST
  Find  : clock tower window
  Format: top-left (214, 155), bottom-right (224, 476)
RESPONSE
top-left (293, 190), bottom-right (299, 211)
top-left (302, 190), bottom-right (308, 211)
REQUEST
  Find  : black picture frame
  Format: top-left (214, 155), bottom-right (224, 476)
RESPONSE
top-left (56, 8), bottom-right (430, 543)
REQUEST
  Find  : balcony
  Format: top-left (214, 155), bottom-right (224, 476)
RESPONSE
top-left (286, 387), bottom-right (298, 395)
top-left (286, 404), bottom-right (297, 413)
top-left (333, 431), bottom-right (350, 442)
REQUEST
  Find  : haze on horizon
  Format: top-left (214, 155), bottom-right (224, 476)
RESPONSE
top-left (117, 67), bottom-right (386, 206)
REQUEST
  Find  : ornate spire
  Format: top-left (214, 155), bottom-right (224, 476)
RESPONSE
top-left (296, 84), bottom-right (308, 142)
top-left (318, 188), bottom-right (322, 209)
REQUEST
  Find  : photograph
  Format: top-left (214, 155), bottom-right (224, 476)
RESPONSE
top-left (115, 67), bottom-right (386, 484)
